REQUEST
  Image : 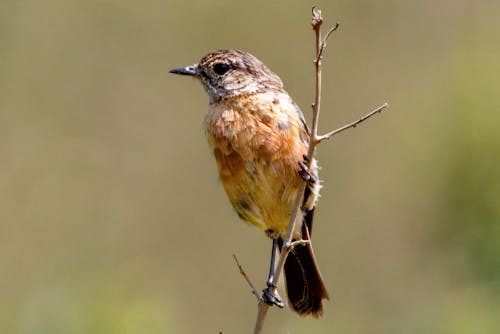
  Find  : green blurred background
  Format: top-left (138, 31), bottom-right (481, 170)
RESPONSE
top-left (1, 0), bottom-right (499, 333)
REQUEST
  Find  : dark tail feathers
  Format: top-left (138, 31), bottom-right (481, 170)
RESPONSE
top-left (278, 215), bottom-right (329, 318)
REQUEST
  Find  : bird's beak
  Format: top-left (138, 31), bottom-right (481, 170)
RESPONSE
top-left (169, 65), bottom-right (198, 76)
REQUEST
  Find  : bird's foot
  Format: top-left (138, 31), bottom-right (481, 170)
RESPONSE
top-left (298, 155), bottom-right (317, 184)
top-left (261, 286), bottom-right (285, 308)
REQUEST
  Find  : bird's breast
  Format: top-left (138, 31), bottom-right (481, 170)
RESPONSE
top-left (203, 93), bottom-right (309, 234)
top-left (204, 93), bottom-right (306, 161)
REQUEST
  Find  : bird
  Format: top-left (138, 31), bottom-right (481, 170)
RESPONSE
top-left (170, 49), bottom-right (329, 317)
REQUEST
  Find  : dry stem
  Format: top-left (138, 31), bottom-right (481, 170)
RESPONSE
top-left (244, 7), bottom-right (388, 334)
top-left (233, 254), bottom-right (260, 300)
top-left (317, 102), bottom-right (389, 142)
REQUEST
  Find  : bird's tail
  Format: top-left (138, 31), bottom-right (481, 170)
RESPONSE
top-left (280, 223), bottom-right (329, 318)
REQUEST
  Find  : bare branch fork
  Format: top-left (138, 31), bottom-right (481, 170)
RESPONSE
top-left (233, 7), bottom-right (388, 334)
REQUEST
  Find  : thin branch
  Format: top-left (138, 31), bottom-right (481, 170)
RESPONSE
top-left (317, 22), bottom-right (339, 61)
top-left (251, 7), bottom-right (387, 334)
top-left (310, 6), bottom-right (324, 145)
top-left (317, 102), bottom-right (389, 142)
top-left (233, 254), bottom-right (260, 300)
top-left (323, 23), bottom-right (340, 43)
top-left (268, 4), bottom-right (327, 299)
top-left (288, 239), bottom-right (311, 249)
top-left (253, 302), bottom-right (269, 334)
top-left (253, 8), bottom-right (328, 334)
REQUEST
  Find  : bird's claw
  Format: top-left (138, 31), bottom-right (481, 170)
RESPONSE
top-left (298, 157), bottom-right (317, 184)
top-left (261, 287), bottom-right (285, 308)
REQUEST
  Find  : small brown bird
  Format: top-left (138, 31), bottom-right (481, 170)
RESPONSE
top-left (170, 49), bottom-right (329, 317)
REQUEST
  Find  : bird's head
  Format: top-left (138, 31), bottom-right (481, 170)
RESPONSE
top-left (170, 49), bottom-right (283, 102)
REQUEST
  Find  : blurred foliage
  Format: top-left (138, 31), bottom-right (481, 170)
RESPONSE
top-left (440, 39), bottom-right (500, 282)
top-left (1, 0), bottom-right (500, 333)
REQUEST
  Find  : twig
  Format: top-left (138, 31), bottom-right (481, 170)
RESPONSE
top-left (252, 8), bottom-right (329, 334)
top-left (289, 239), bottom-right (311, 248)
top-left (250, 7), bottom-right (387, 334)
top-left (317, 102), bottom-right (389, 142)
top-left (233, 254), bottom-right (260, 300)
top-left (316, 22), bottom-right (339, 61)
top-left (253, 302), bottom-right (269, 334)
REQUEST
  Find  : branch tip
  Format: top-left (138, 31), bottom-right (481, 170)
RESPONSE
top-left (311, 6), bottom-right (323, 29)
top-left (318, 102), bottom-right (389, 142)
top-left (233, 254), bottom-right (260, 300)
top-left (324, 22), bottom-right (340, 42)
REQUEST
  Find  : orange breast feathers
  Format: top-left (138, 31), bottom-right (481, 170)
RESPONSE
top-left (204, 92), bottom-right (308, 180)
top-left (203, 92), bottom-right (310, 233)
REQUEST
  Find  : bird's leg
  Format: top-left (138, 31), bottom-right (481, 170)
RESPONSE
top-left (298, 155), bottom-right (317, 184)
top-left (266, 237), bottom-right (278, 287)
top-left (261, 237), bottom-right (285, 308)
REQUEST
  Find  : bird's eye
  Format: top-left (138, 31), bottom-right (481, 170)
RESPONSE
top-left (213, 63), bottom-right (230, 75)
